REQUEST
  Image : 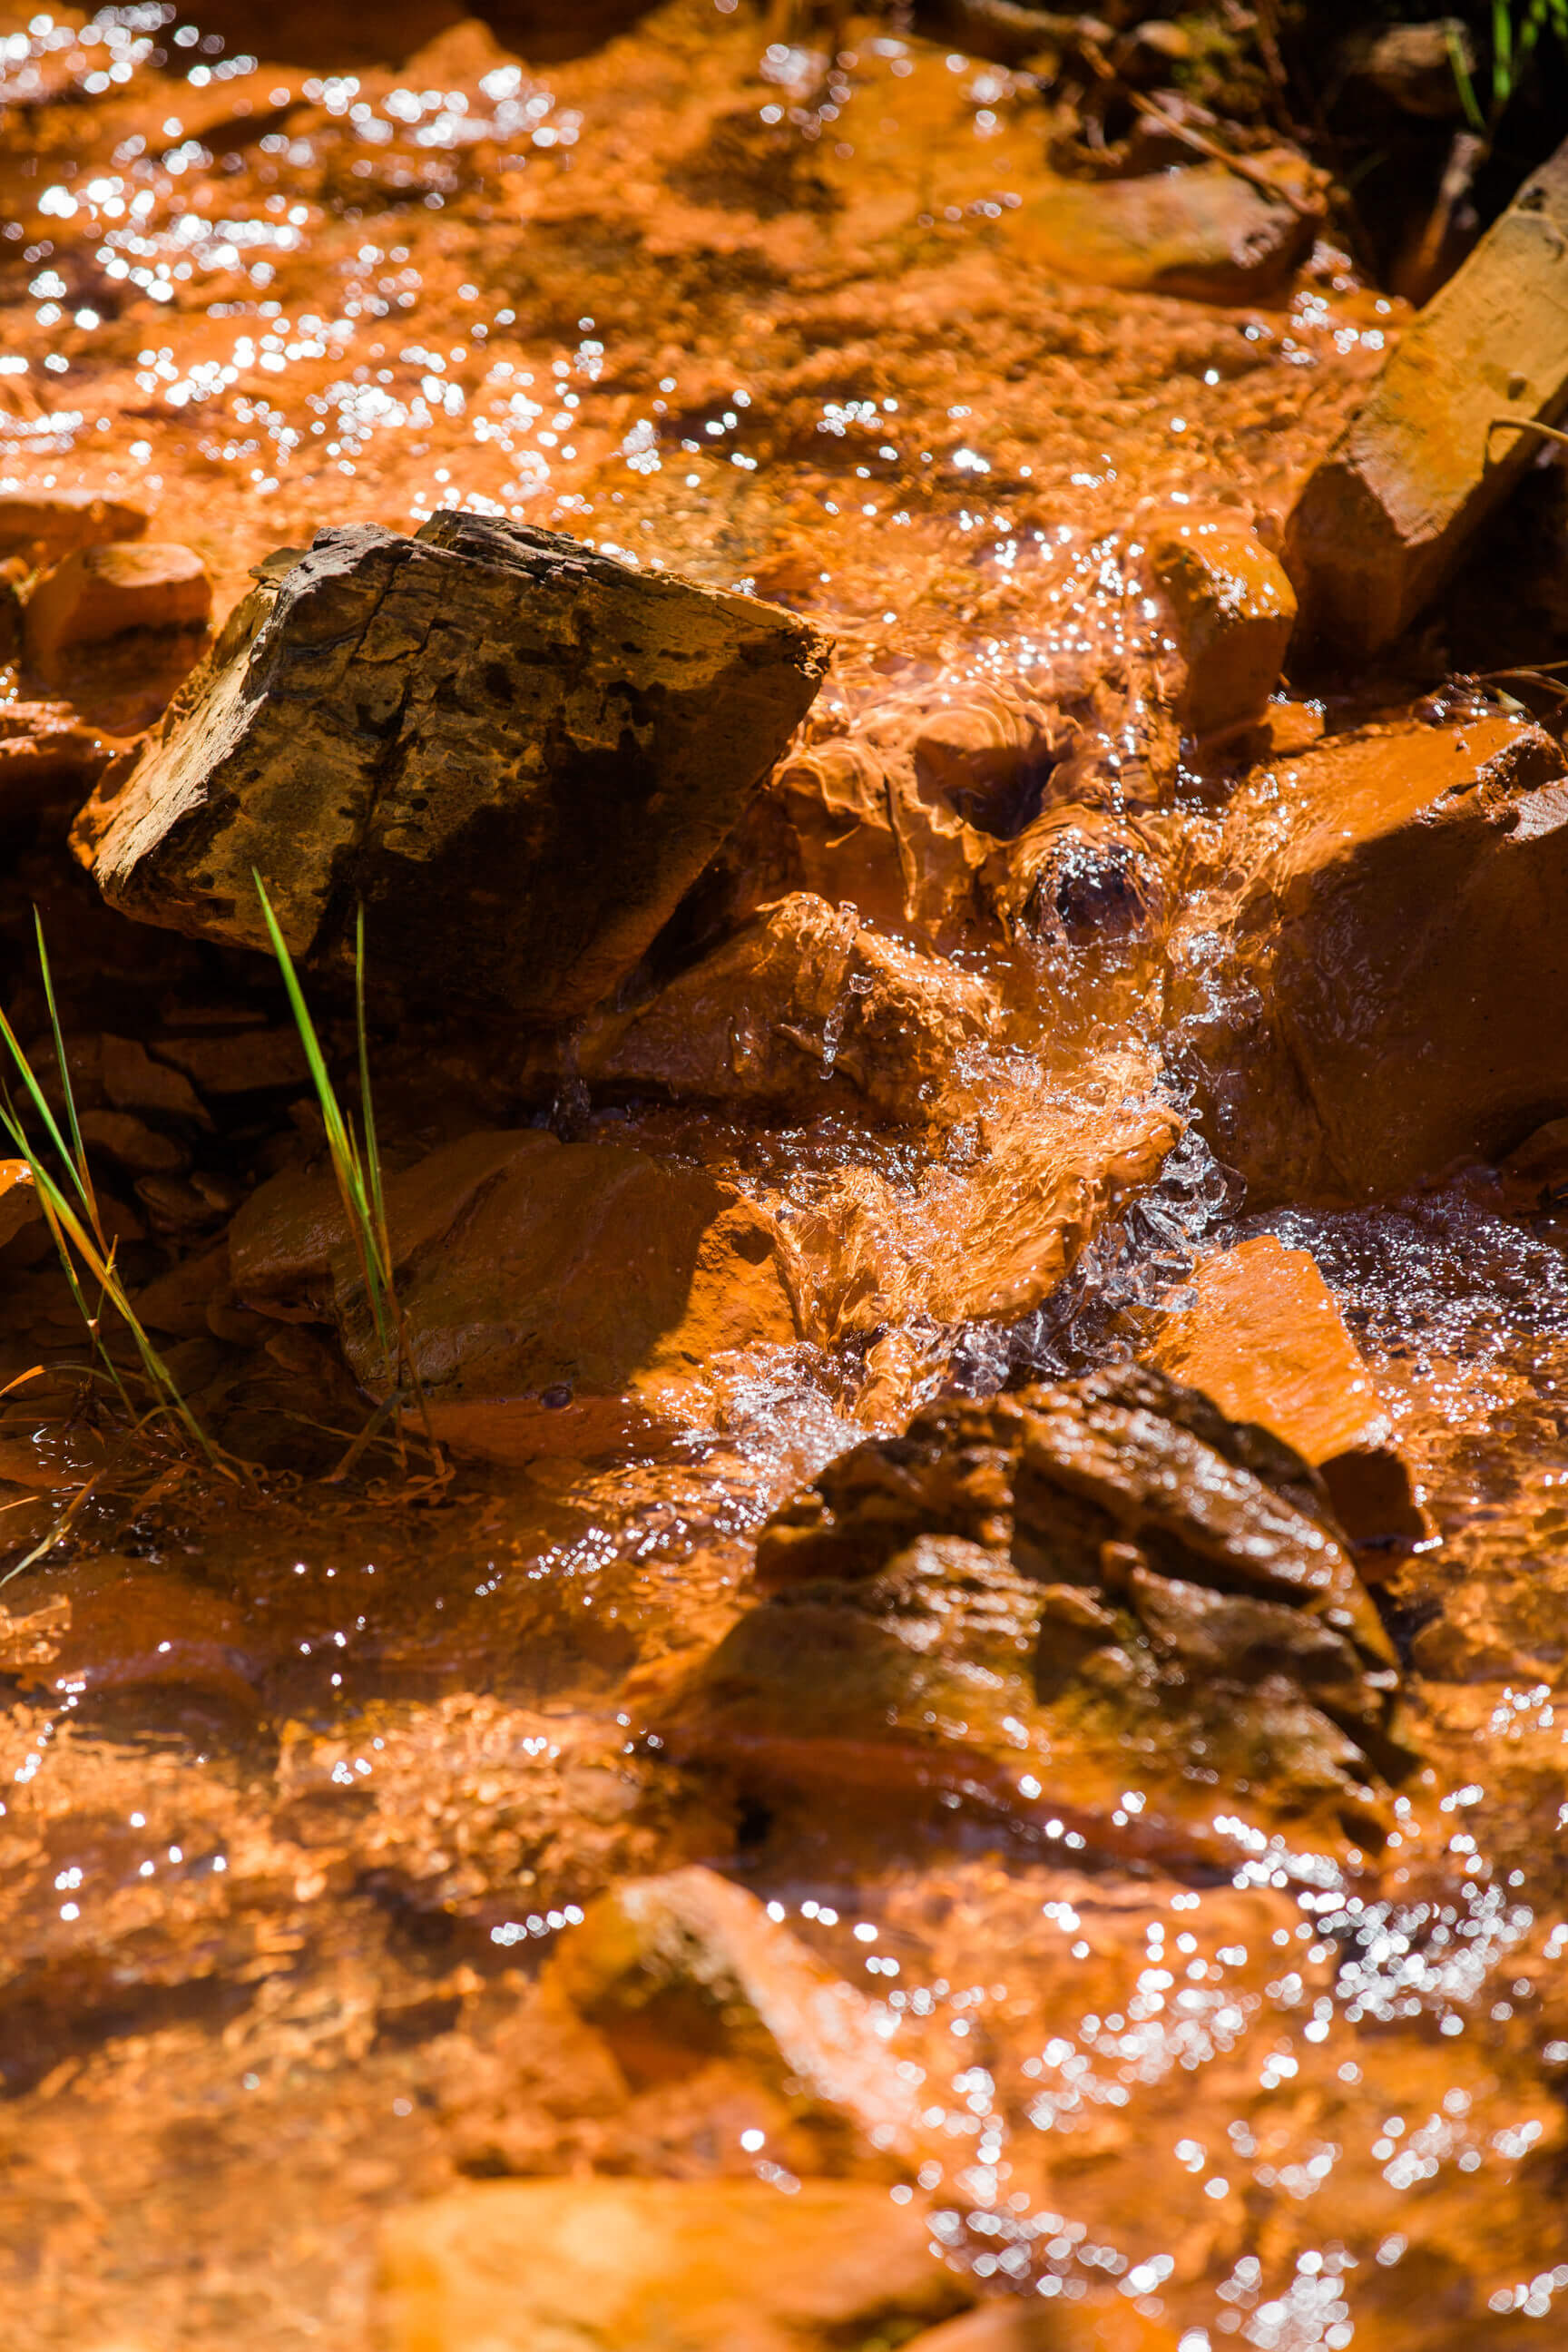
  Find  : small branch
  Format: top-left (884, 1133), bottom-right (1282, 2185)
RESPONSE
top-left (1486, 416), bottom-right (1568, 460)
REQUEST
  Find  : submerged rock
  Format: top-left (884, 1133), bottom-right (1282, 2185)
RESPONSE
top-left (550, 1864), bottom-right (921, 2150)
top-left (376, 2177), bottom-right (969, 2352)
top-left (575, 890), bottom-right (1001, 1121)
top-left (662, 1365), bottom-right (1406, 1851)
top-left (1286, 136), bottom-right (1568, 648)
top-left (88, 514), bottom-right (829, 1020)
top-left (1013, 156), bottom-right (1322, 303)
top-left (231, 1128), bottom-right (802, 1454)
top-left (1176, 713), bottom-right (1568, 1200)
top-left (1144, 1234), bottom-right (1427, 1554)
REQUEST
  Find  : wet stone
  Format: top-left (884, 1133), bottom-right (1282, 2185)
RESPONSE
top-left (376, 2177), bottom-right (970, 2352)
top-left (88, 513), bottom-right (830, 1022)
top-left (0, 701), bottom-right (126, 811)
top-left (1145, 511), bottom-right (1296, 740)
top-left (22, 543), bottom-right (212, 731)
top-left (574, 890), bottom-right (1001, 1121)
top-left (1175, 713), bottom-right (1568, 1200)
top-left (1286, 136), bottom-right (1568, 649)
top-left (666, 1366), bottom-right (1406, 1850)
top-left (231, 1128), bottom-right (803, 1455)
top-left (1013, 155), bottom-right (1323, 304)
top-left (0, 489), bottom-right (147, 567)
top-left (1144, 1233), bottom-right (1427, 1554)
top-left (549, 1864), bottom-right (922, 2150)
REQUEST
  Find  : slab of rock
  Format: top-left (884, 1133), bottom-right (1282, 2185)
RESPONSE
top-left (1144, 511), bottom-right (1296, 739)
top-left (549, 1865), bottom-right (922, 2150)
top-left (376, 2177), bottom-right (969, 2352)
top-left (574, 891), bottom-right (1001, 1121)
top-left (1285, 137), bottom-right (1568, 649)
top-left (24, 543), bottom-right (211, 671)
top-left (1013, 156), bottom-right (1322, 304)
top-left (22, 544), bottom-right (212, 732)
top-left (1174, 712), bottom-right (1568, 1200)
top-left (88, 514), bottom-right (830, 1022)
top-left (1144, 1234), bottom-right (1427, 1553)
top-left (231, 1128), bottom-right (803, 1454)
top-left (662, 1365), bottom-right (1406, 1854)
top-left (0, 489), bottom-right (146, 567)
top-left (0, 701), bottom-right (128, 812)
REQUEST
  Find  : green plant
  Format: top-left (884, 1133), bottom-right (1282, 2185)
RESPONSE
top-left (0, 912), bottom-right (220, 1468)
top-left (251, 876), bottom-right (438, 1469)
top-left (1449, 0), bottom-right (1568, 132)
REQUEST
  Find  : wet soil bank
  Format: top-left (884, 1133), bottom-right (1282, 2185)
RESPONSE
top-left (3, 5), bottom-right (1568, 2347)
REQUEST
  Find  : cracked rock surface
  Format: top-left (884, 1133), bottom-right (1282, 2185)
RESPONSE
top-left (87, 512), bottom-right (830, 1018)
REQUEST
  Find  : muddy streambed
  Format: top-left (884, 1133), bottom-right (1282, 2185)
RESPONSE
top-left (3, 5), bottom-right (1568, 2347)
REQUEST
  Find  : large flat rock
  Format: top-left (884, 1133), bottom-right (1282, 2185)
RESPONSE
top-left (230, 1127), bottom-right (804, 1456)
top-left (1174, 712), bottom-right (1568, 1200)
top-left (88, 514), bottom-right (829, 1020)
top-left (1285, 136), bottom-right (1568, 650)
top-left (376, 2177), bottom-right (967, 2352)
top-left (1144, 1234), bottom-right (1426, 1553)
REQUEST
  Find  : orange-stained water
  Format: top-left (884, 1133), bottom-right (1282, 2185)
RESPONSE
top-left (2, 7), bottom-right (1567, 2349)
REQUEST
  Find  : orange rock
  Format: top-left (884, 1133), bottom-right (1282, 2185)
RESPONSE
top-left (1498, 1114), bottom-right (1568, 1206)
top-left (1012, 156), bottom-right (1322, 303)
top-left (76, 1109), bottom-right (189, 1176)
top-left (233, 1129), bottom-right (803, 1454)
top-left (100, 1034), bottom-right (211, 1124)
top-left (376, 2178), bottom-right (969, 2352)
top-left (550, 1865), bottom-right (922, 2149)
top-left (763, 682), bottom-right (1074, 945)
top-left (1176, 713), bottom-right (1568, 1200)
top-left (0, 489), bottom-right (146, 566)
top-left (1285, 137), bottom-right (1568, 648)
top-left (575, 892), bottom-right (1000, 1121)
top-left (150, 1027), bottom-right (308, 1096)
top-left (23, 542), bottom-right (211, 671)
top-left (1144, 510), bottom-right (1296, 740)
top-left (1145, 1236), bottom-right (1426, 1552)
top-left (0, 701), bottom-right (125, 808)
top-left (5, 1557), bottom-right (264, 1716)
top-left (0, 1161), bottom-right (38, 1251)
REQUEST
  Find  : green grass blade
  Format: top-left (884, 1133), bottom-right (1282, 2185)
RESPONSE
top-left (1446, 19), bottom-right (1488, 131)
top-left (254, 872), bottom-right (397, 1381)
top-left (0, 1001), bottom-right (86, 1207)
top-left (33, 912), bottom-right (92, 1205)
top-left (1493, 0), bottom-right (1514, 108)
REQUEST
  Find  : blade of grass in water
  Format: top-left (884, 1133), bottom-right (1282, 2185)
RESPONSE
top-left (0, 921), bottom-right (223, 1467)
top-left (252, 877), bottom-right (443, 1478)
top-left (251, 872), bottom-right (396, 1372)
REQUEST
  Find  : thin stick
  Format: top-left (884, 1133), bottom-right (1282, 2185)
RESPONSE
top-left (1486, 416), bottom-right (1568, 458)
